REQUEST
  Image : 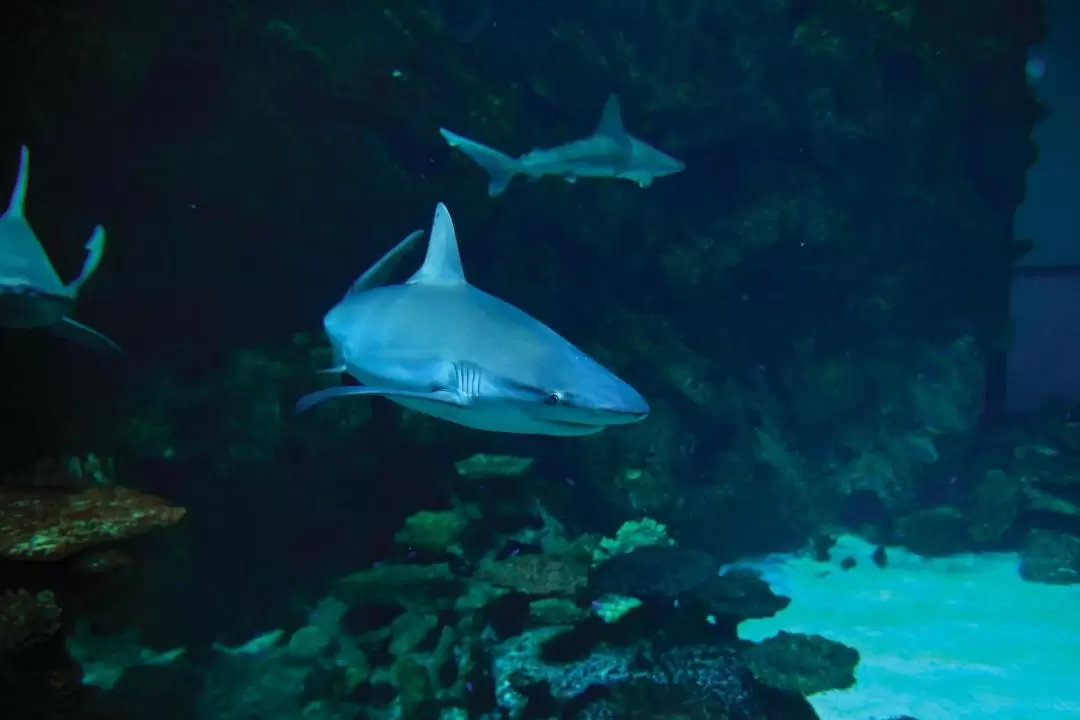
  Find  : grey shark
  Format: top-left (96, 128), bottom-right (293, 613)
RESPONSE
top-left (439, 93), bottom-right (685, 197)
top-left (295, 202), bottom-right (649, 435)
top-left (0, 145), bottom-right (120, 355)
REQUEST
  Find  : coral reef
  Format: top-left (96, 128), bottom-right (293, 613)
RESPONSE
top-left (0, 458), bottom-right (187, 719)
top-left (0, 485), bottom-right (185, 561)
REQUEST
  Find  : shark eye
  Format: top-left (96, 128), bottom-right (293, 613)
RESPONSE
top-left (544, 392), bottom-right (563, 406)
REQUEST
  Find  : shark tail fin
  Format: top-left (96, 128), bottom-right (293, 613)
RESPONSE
top-left (439, 128), bottom-right (519, 197)
top-left (6, 145), bottom-right (30, 217)
top-left (66, 225), bottom-right (106, 295)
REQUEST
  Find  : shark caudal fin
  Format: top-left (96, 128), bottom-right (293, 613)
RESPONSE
top-left (5, 145), bottom-right (29, 218)
top-left (439, 128), bottom-right (520, 197)
top-left (66, 225), bottom-right (106, 295)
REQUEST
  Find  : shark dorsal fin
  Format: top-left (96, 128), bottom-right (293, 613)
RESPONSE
top-left (593, 94), bottom-right (628, 140)
top-left (5, 145), bottom-right (29, 218)
top-left (406, 202), bottom-right (466, 286)
top-left (348, 228), bottom-right (423, 294)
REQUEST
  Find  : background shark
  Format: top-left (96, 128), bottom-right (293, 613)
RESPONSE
top-left (439, 93), bottom-right (685, 196)
top-left (296, 202), bottom-right (650, 435)
top-left (0, 145), bottom-right (120, 355)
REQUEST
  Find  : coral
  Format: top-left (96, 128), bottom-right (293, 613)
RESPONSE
top-left (589, 546), bottom-right (716, 598)
top-left (393, 505), bottom-right (479, 555)
top-left (592, 517), bottom-right (675, 564)
top-left (743, 631), bottom-right (859, 696)
top-left (388, 612), bottom-right (439, 656)
top-left (528, 598), bottom-right (590, 626)
top-left (0, 485), bottom-right (186, 561)
top-left (591, 594), bottom-right (642, 624)
top-left (696, 569), bottom-right (791, 621)
top-left (453, 453), bottom-right (535, 480)
top-left (1019, 531), bottom-right (1080, 585)
top-left (0, 589), bottom-right (61, 652)
top-left (893, 507), bottom-right (969, 556)
top-left (966, 469), bottom-right (1023, 543)
top-left (474, 554), bottom-right (588, 595)
top-left (334, 562), bottom-right (462, 612)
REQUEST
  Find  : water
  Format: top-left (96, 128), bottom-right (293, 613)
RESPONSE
top-left (0, 1), bottom-right (1077, 719)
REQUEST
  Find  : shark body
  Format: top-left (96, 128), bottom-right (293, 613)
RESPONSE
top-left (296, 203), bottom-right (649, 436)
top-left (0, 145), bottom-right (120, 355)
top-left (440, 94), bottom-right (685, 197)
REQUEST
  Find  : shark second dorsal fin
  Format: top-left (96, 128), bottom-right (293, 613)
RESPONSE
top-left (348, 228), bottom-right (424, 295)
top-left (406, 202), bottom-right (466, 286)
top-left (5, 145), bottom-right (29, 218)
top-left (594, 94), bottom-right (629, 140)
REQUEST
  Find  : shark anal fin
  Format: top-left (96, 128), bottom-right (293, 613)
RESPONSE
top-left (349, 229), bottom-right (424, 295)
top-left (294, 385), bottom-right (467, 414)
top-left (51, 317), bottom-right (123, 357)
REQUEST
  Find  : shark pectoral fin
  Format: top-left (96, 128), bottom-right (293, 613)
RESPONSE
top-left (51, 317), bottom-right (123, 357)
top-left (349, 229), bottom-right (424, 294)
top-left (316, 365), bottom-right (347, 375)
top-left (66, 225), bottom-right (106, 295)
top-left (294, 385), bottom-right (467, 414)
top-left (636, 176), bottom-right (653, 188)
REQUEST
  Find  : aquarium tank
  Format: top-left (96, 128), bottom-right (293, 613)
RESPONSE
top-left (1, 0), bottom-right (1078, 719)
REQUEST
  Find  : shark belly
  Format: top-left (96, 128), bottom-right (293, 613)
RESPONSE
top-left (0, 287), bottom-right (71, 328)
top-left (386, 394), bottom-right (601, 435)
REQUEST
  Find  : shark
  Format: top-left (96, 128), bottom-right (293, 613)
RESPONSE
top-left (0, 145), bottom-right (120, 355)
top-left (439, 93), bottom-right (685, 197)
top-left (295, 202), bottom-right (650, 436)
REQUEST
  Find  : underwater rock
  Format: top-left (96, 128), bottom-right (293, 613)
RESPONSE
top-left (0, 485), bottom-right (186, 561)
top-left (334, 562), bottom-right (462, 613)
top-left (1018, 530), bottom-right (1080, 585)
top-left (742, 631), bottom-right (859, 696)
top-left (893, 506), bottom-right (969, 557)
top-left (454, 453), bottom-right (535, 480)
top-left (966, 469), bottom-right (1023, 543)
top-left (589, 546), bottom-right (716, 598)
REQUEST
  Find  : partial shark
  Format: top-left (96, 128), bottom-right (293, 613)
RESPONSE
top-left (296, 202), bottom-right (649, 435)
top-left (0, 145), bottom-right (120, 355)
top-left (439, 93), bottom-right (685, 196)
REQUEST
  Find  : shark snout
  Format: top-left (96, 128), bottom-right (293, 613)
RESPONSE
top-left (602, 386), bottom-right (650, 424)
